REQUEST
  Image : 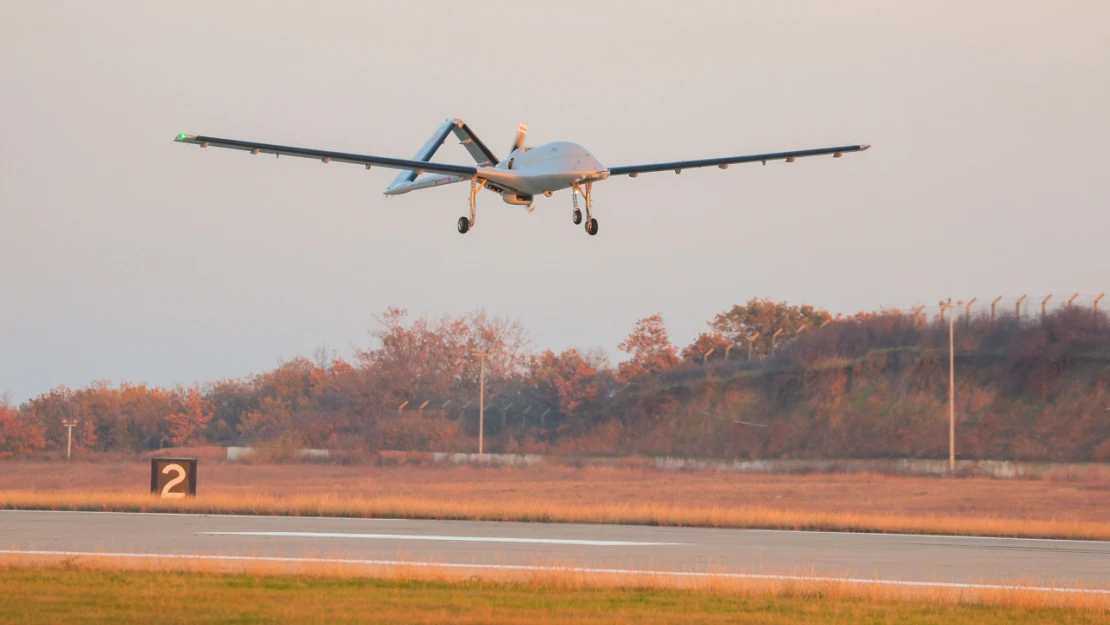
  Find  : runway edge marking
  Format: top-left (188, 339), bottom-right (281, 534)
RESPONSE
top-left (201, 531), bottom-right (685, 546)
top-left (3, 510), bottom-right (1109, 546)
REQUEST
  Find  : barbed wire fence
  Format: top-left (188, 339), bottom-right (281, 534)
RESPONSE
top-left (925, 293), bottom-right (1106, 326)
top-left (390, 291), bottom-right (1106, 439)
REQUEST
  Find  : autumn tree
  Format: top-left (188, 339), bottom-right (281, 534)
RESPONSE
top-left (529, 348), bottom-right (608, 418)
top-left (617, 314), bottom-right (680, 382)
top-left (0, 397), bottom-right (46, 456)
top-left (165, 385), bottom-right (213, 445)
top-left (681, 332), bottom-right (733, 362)
top-left (357, 307), bottom-right (531, 405)
top-left (710, 298), bottom-right (831, 359)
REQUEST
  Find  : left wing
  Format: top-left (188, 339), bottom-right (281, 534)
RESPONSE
top-left (608, 144), bottom-right (870, 177)
top-left (174, 134), bottom-right (479, 178)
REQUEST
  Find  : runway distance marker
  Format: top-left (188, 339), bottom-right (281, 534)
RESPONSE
top-left (150, 458), bottom-right (197, 498)
top-left (201, 531), bottom-right (684, 547)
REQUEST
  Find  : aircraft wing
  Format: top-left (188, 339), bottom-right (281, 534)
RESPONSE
top-left (608, 144), bottom-right (870, 177)
top-left (173, 134), bottom-right (479, 177)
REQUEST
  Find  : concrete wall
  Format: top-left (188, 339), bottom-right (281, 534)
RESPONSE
top-left (221, 446), bottom-right (1107, 479)
top-left (226, 447), bottom-right (329, 461)
top-left (429, 453), bottom-right (1108, 479)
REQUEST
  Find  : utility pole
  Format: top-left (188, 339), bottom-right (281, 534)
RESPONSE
top-left (943, 301), bottom-right (960, 473)
top-left (473, 352), bottom-right (487, 459)
top-left (61, 419), bottom-right (78, 460)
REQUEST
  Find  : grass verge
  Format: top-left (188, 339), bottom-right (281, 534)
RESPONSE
top-left (4, 489), bottom-right (1110, 541)
top-left (0, 560), bottom-right (1105, 624)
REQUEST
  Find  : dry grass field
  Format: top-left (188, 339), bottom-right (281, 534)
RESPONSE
top-left (2, 460), bottom-right (1109, 539)
top-left (1, 558), bottom-right (1107, 622)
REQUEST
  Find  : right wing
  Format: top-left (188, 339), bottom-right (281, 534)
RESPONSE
top-left (174, 134), bottom-right (479, 178)
top-left (608, 144), bottom-right (870, 177)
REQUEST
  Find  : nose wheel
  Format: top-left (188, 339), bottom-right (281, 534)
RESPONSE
top-left (572, 182), bottom-right (598, 236)
top-left (457, 216), bottom-right (470, 234)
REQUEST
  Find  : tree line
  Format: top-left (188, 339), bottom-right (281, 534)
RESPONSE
top-left (3, 300), bottom-right (1109, 461)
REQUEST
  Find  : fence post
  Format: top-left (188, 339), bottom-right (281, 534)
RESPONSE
top-left (1041, 294), bottom-right (1053, 323)
top-left (990, 296), bottom-right (1002, 329)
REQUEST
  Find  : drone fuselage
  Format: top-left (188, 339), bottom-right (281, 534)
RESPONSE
top-left (482, 141), bottom-right (609, 198)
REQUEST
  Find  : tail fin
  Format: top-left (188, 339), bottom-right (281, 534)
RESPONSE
top-left (450, 120), bottom-right (499, 168)
top-left (386, 119), bottom-right (499, 194)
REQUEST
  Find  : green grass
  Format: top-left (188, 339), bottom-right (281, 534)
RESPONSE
top-left (0, 567), bottom-right (1103, 625)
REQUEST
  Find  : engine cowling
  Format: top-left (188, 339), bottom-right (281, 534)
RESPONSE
top-left (501, 193), bottom-right (534, 206)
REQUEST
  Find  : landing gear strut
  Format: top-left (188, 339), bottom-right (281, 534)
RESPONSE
top-left (458, 177), bottom-right (486, 234)
top-left (572, 182), bottom-right (598, 236)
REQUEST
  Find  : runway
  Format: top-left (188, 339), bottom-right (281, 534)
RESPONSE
top-left (3, 510), bottom-right (1108, 589)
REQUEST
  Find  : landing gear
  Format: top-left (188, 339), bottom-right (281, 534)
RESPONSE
top-left (572, 182), bottom-right (598, 236)
top-left (458, 177), bottom-right (486, 234)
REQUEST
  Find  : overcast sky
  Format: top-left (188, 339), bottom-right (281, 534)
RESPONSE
top-left (2, 1), bottom-right (1107, 403)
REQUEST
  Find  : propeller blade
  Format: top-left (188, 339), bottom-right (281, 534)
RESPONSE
top-left (510, 123), bottom-right (527, 153)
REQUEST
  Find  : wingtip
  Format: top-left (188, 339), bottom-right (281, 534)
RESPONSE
top-left (860, 144), bottom-right (872, 151)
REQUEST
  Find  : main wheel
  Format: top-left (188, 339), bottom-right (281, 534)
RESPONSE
top-left (572, 209), bottom-right (582, 225)
top-left (585, 217), bottom-right (598, 236)
top-left (457, 216), bottom-right (470, 234)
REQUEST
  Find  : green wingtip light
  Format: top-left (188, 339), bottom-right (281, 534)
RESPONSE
top-left (176, 133), bottom-right (186, 141)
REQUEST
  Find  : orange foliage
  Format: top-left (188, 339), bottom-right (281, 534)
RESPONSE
top-left (0, 404), bottom-right (45, 456)
top-left (617, 314), bottom-right (680, 382)
top-left (164, 385), bottom-right (213, 445)
top-left (680, 332), bottom-right (732, 362)
top-left (529, 349), bottom-right (603, 416)
top-left (4, 305), bottom-right (1109, 462)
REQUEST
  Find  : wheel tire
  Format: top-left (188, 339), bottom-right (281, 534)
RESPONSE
top-left (457, 217), bottom-right (469, 234)
top-left (572, 209), bottom-right (582, 225)
top-left (585, 218), bottom-right (598, 236)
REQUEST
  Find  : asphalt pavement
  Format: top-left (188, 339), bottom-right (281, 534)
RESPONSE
top-left (2, 510), bottom-right (1108, 587)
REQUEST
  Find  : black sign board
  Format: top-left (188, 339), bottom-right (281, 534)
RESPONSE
top-left (150, 457), bottom-right (197, 498)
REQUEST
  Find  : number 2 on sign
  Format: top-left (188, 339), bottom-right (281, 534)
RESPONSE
top-left (161, 463), bottom-right (187, 499)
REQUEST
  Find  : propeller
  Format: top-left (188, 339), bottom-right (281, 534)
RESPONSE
top-left (509, 123), bottom-right (527, 154)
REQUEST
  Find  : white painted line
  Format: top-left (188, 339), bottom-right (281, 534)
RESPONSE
top-left (1, 549), bottom-right (1106, 595)
top-left (739, 528), bottom-right (1110, 546)
top-left (201, 531), bottom-right (684, 546)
